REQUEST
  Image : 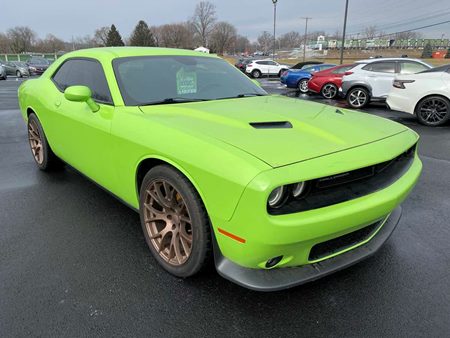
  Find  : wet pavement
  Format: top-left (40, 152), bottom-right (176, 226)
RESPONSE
top-left (1, 78), bottom-right (449, 337)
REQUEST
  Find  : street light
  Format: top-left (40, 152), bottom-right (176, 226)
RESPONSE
top-left (339, 0), bottom-right (349, 64)
top-left (272, 0), bottom-right (278, 60)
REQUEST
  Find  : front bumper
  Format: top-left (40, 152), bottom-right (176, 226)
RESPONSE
top-left (215, 206), bottom-right (401, 291)
top-left (210, 130), bottom-right (421, 290)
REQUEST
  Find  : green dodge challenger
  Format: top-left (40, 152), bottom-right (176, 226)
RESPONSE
top-left (18, 47), bottom-right (422, 291)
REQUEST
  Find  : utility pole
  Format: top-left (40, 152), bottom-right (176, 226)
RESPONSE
top-left (301, 17), bottom-right (312, 62)
top-left (339, 0), bottom-right (349, 64)
top-left (272, 0), bottom-right (278, 60)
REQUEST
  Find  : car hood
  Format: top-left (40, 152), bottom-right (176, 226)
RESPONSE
top-left (139, 96), bottom-right (407, 168)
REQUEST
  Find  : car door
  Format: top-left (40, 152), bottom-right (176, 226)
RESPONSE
top-left (46, 58), bottom-right (116, 189)
top-left (364, 61), bottom-right (397, 98)
top-left (256, 61), bottom-right (270, 75)
top-left (5, 62), bottom-right (15, 75)
top-left (267, 61), bottom-right (280, 74)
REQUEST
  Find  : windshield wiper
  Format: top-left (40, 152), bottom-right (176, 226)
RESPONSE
top-left (140, 97), bottom-right (210, 106)
top-left (216, 93), bottom-right (267, 100)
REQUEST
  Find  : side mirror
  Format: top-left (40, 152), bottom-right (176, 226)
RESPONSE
top-left (64, 85), bottom-right (99, 112)
top-left (252, 79), bottom-right (262, 87)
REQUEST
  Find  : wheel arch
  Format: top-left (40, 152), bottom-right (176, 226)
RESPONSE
top-left (135, 155), bottom-right (209, 214)
top-left (414, 94), bottom-right (450, 115)
top-left (345, 82), bottom-right (372, 98)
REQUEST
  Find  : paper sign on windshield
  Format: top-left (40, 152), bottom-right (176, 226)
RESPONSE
top-left (176, 69), bottom-right (197, 95)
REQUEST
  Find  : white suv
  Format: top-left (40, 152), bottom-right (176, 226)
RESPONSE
top-left (245, 59), bottom-right (290, 78)
top-left (341, 58), bottom-right (432, 108)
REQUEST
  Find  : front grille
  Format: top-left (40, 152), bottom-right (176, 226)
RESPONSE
top-left (309, 220), bottom-right (382, 261)
top-left (268, 144), bottom-right (416, 215)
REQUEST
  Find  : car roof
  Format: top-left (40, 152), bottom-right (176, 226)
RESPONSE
top-left (57, 47), bottom-right (220, 62)
top-left (356, 57), bottom-right (426, 64)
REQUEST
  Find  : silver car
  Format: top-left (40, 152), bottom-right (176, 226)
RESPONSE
top-left (2, 61), bottom-right (30, 78)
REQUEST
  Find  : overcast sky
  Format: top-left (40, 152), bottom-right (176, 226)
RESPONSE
top-left (1, 0), bottom-right (449, 41)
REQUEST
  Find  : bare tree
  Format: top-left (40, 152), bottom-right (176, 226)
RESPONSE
top-left (191, 1), bottom-right (216, 47)
top-left (364, 26), bottom-right (377, 39)
top-left (234, 35), bottom-right (250, 53)
top-left (0, 33), bottom-right (12, 53)
top-left (93, 26), bottom-right (110, 46)
top-left (209, 21), bottom-right (237, 55)
top-left (35, 34), bottom-right (65, 53)
top-left (150, 26), bottom-right (163, 47)
top-left (7, 26), bottom-right (36, 53)
top-left (278, 31), bottom-right (301, 49)
top-left (159, 23), bottom-right (194, 49)
top-left (257, 31), bottom-right (273, 53)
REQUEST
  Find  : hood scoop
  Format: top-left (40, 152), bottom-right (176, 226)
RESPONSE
top-left (250, 121), bottom-right (293, 129)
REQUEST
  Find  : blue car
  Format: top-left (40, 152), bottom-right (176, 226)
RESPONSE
top-left (280, 64), bottom-right (336, 93)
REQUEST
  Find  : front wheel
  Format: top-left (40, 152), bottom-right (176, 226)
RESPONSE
top-left (347, 87), bottom-right (369, 108)
top-left (27, 113), bottom-right (63, 171)
top-left (16, 70), bottom-right (22, 78)
top-left (298, 79), bottom-right (309, 93)
top-left (251, 69), bottom-right (261, 78)
top-left (321, 83), bottom-right (338, 99)
top-left (415, 96), bottom-right (450, 126)
top-left (139, 165), bottom-right (212, 278)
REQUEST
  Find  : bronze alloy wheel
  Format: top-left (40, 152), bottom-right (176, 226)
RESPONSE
top-left (28, 119), bottom-right (44, 165)
top-left (143, 179), bottom-right (193, 266)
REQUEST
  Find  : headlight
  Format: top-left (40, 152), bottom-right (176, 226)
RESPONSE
top-left (268, 182), bottom-right (308, 210)
top-left (268, 186), bottom-right (287, 208)
top-left (292, 182), bottom-right (306, 197)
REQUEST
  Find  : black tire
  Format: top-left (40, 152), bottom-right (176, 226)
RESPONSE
top-left (251, 69), bottom-right (261, 78)
top-left (321, 83), bottom-right (338, 99)
top-left (16, 70), bottom-right (22, 78)
top-left (347, 87), bottom-right (370, 108)
top-left (415, 96), bottom-right (450, 127)
top-left (298, 79), bottom-right (309, 93)
top-left (27, 113), bottom-right (63, 171)
top-left (139, 165), bottom-right (212, 278)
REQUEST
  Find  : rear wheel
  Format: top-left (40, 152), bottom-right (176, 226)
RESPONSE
top-left (27, 113), bottom-right (63, 171)
top-left (139, 165), bottom-right (212, 277)
top-left (251, 69), bottom-right (261, 78)
top-left (347, 87), bottom-right (369, 108)
top-left (298, 79), bottom-right (309, 93)
top-left (321, 83), bottom-right (338, 99)
top-left (415, 96), bottom-right (450, 126)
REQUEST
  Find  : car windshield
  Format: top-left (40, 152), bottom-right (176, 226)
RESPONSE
top-left (14, 62), bottom-right (27, 67)
top-left (113, 55), bottom-right (267, 106)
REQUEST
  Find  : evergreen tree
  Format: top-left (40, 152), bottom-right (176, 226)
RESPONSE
top-left (421, 43), bottom-right (433, 58)
top-left (106, 24), bottom-right (125, 47)
top-left (445, 48), bottom-right (450, 59)
top-left (129, 20), bottom-right (156, 46)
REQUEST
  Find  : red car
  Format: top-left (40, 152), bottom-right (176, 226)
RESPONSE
top-left (307, 64), bottom-right (355, 99)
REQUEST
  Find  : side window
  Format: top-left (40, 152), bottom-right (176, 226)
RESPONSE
top-left (267, 61), bottom-right (277, 66)
top-left (363, 62), bottom-right (396, 73)
top-left (52, 59), bottom-right (112, 104)
top-left (400, 62), bottom-right (429, 75)
top-left (52, 61), bottom-right (73, 90)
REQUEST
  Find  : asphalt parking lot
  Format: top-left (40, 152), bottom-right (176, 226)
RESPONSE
top-left (1, 77), bottom-right (450, 337)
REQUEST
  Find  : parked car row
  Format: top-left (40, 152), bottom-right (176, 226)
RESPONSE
top-left (0, 56), bottom-right (52, 80)
top-left (279, 57), bottom-right (449, 127)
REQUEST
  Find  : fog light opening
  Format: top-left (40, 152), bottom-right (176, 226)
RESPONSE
top-left (265, 255), bottom-right (283, 269)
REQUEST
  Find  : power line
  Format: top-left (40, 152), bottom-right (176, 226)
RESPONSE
top-left (377, 19), bottom-right (450, 38)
